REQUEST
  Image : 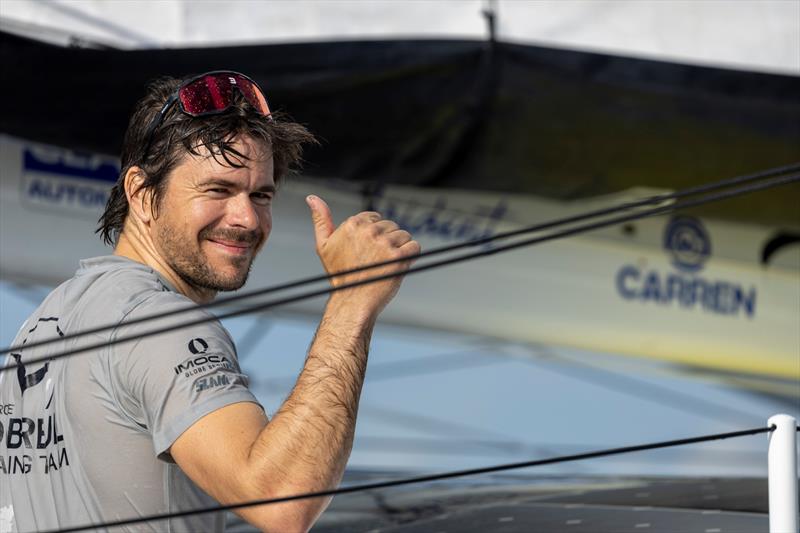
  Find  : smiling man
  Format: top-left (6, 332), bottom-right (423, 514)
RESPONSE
top-left (115, 134), bottom-right (274, 302)
top-left (0, 72), bottom-right (419, 532)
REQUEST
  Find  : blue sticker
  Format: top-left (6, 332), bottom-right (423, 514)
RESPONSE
top-left (23, 148), bottom-right (119, 183)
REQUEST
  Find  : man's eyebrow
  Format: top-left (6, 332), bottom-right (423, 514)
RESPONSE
top-left (198, 178), bottom-right (276, 193)
top-left (255, 183), bottom-right (277, 193)
top-left (198, 178), bottom-right (238, 188)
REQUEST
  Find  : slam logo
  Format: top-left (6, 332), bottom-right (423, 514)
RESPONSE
top-left (616, 216), bottom-right (756, 318)
top-left (22, 145), bottom-right (118, 215)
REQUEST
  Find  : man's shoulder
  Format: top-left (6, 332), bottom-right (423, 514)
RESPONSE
top-left (69, 256), bottom-right (234, 360)
top-left (33, 255), bottom-right (193, 336)
top-left (76, 255), bottom-right (172, 294)
top-left (69, 256), bottom-right (180, 316)
top-left (123, 288), bottom-right (222, 336)
top-left (106, 273), bottom-right (231, 346)
top-left (29, 255), bottom-right (230, 350)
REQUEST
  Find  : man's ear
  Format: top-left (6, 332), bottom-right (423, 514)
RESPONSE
top-left (123, 166), bottom-right (154, 225)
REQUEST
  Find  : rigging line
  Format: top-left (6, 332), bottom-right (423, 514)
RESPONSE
top-left (49, 425), bottom-right (775, 533)
top-left (352, 435), bottom-right (768, 459)
top-left (3, 161), bottom-right (797, 356)
top-left (4, 171), bottom-right (799, 374)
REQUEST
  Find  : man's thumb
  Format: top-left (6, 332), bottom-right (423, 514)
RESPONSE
top-left (306, 195), bottom-right (335, 244)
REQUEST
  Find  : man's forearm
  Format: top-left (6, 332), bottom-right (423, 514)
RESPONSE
top-left (231, 200), bottom-right (418, 531)
top-left (244, 294), bottom-right (375, 514)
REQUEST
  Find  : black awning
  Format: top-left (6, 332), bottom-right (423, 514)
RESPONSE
top-left (2, 31), bottom-right (799, 225)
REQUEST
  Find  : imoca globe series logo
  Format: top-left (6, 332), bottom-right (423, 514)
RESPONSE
top-left (615, 216), bottom-right (756, 318)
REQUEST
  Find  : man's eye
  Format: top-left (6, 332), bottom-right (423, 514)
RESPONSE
top-left (251, 192), bottom-right (273, 205)
top-left (207, 188), bottom-right (228, 195)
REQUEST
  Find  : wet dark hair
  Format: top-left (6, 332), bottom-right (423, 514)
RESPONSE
top-left (97, 75), bottom-right (316, 246)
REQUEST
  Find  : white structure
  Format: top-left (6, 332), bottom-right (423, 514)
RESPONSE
top-left (769, 414), bottom-right (799, 533)
top-left (0, 0), bottom-right (798, 74)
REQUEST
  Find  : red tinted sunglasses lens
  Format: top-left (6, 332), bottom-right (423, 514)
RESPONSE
top-left (178, 74), bottom-right (232, 114)
top-left (178, 73), bottom-right (270, 116)
top-left (231, 74), bottom-right (271, 115)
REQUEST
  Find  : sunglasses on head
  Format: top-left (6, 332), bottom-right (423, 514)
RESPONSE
top-left (141, 70), bottom-right (272, 160)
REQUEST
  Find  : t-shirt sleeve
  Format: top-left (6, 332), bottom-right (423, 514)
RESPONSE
top-left (112, 293), bottom-right (261, 460)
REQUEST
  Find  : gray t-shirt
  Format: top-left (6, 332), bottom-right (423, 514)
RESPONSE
top-left (1, 256), bottom-right (261, 532)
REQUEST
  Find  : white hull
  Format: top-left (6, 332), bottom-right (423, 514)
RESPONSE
top-left (1, 134), bottom-right (798, 379)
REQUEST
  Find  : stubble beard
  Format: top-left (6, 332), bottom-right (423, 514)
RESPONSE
top-left (157, 223), bottom-right (263, 292)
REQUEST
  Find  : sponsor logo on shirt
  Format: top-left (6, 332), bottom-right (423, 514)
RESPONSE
top-left (195, 375), bottom-right (231, 393)
top-left (10, 317), bottom-right (60, 397)
top-left (173, 354), bottom-right (234, 378)
top-left (188, 338), bottom-right (209, 355)
top-left (1, 415), bottom-right (69, 475)
top-left (2, 317), bottom-right (71, 477)
top-left (10, 355), bottom-right (49, 397)
top-left (173, 338), bottom-right (236, 379)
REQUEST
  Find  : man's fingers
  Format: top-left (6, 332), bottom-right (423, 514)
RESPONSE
top-left (354, 211), bottom-right (382, 224)
top-left (384, 228), bottom-right (413, 247)
top-left (307, 195), bottom-right (335, 246)
top-left (372, 220), bottom-right (399, 234)
top-left (398, 239), bottom-right (421, 257)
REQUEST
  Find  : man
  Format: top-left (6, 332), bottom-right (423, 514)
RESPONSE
top-left (0, 71), bottom-right (419, 532)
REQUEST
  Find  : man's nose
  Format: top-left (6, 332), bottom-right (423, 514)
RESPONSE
top-left (226, 193), bottom-right (260, 230)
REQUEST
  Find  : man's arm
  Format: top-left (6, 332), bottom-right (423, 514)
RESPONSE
top-left (171, 195), bottom-right (419, 532)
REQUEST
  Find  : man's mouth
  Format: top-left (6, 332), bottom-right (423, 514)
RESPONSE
top-left (200, 227), bottom-right (263, 258)
top-left (207, 238), bottom-right (252, 255)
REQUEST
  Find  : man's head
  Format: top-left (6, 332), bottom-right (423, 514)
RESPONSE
top-left (99, 72), bottom-right (315, 294)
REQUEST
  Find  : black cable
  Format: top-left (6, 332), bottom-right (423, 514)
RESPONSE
top-left (4, 171), bottom-right (799, 373)
top-left (48, 425), bottom-right (775, 533)
top-left (352, 434), bottom-right (767, 459)
top-left (2, 161), bottom-right (797, 357)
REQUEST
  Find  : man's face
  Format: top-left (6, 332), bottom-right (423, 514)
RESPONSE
top-left (151, 135), bottom-right (274, 293)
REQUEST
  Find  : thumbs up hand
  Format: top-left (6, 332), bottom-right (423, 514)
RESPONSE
top-left (306, 195), bottom-right (420, 316)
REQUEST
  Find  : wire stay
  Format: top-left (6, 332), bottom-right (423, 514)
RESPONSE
top-left (48, 425), bottom-right (775, 533)
top-left (1, 161), bottom-right (797, 357)
top-left (3, 170), bottom-right (799, 373)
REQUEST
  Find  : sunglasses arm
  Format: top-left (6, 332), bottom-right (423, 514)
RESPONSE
top-left (141, 94), bottom-right (179, 161)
